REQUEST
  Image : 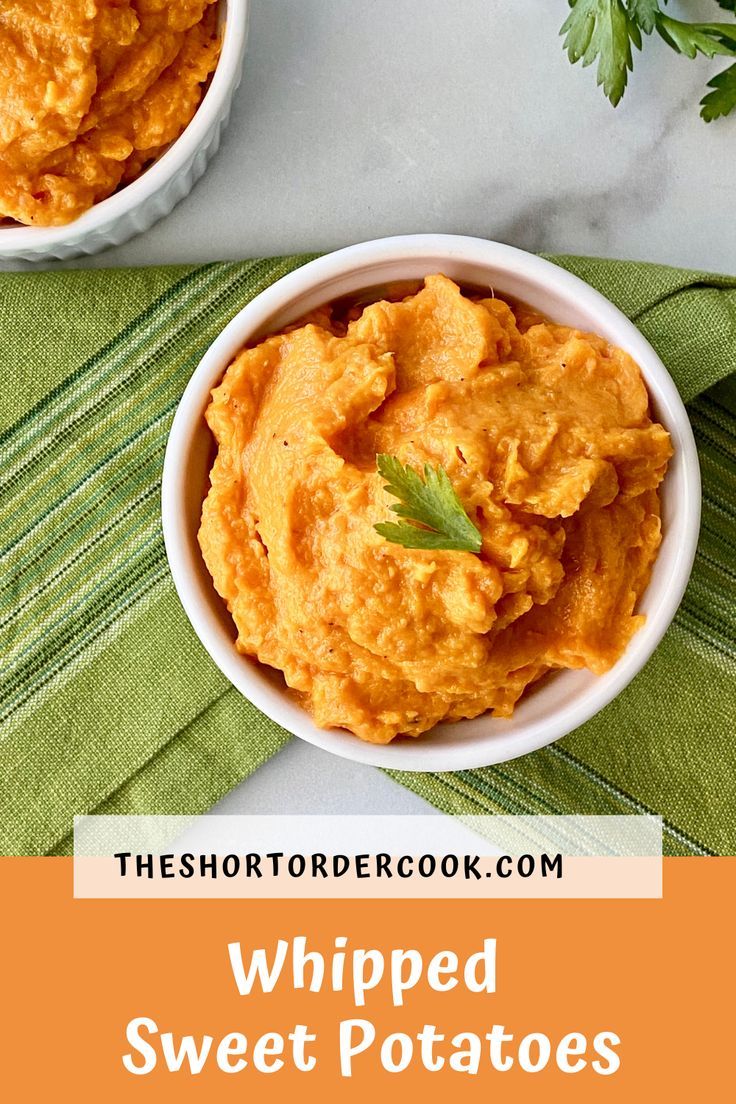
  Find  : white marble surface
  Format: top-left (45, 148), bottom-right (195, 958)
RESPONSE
top-left (5, 1), bottom-right (734, 812)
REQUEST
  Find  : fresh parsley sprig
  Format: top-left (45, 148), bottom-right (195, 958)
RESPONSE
top-left (561, 0), bottom-right (641, 107)
top-left (373, 454), bottom-right (482, 554)
top-left (702, 62), bottom-right (736, 120)
top-left (561, 1), bottom-right (736, 121)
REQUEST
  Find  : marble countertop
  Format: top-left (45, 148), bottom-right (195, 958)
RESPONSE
top-left (6, 0), bottom-right (734, 813)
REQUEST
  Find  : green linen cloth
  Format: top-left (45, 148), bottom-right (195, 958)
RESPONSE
top-left (0, 254), bottom-right (734, 857)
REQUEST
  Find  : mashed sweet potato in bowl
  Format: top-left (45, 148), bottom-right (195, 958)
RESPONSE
top-left (162, 235), bottom-right (701, 771)
top-left (0, 0), bottom-right (248, 261)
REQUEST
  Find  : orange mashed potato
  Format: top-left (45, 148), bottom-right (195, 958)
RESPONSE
top-left (199, 275), bottom-right (672, 744)
top-left (0, 0), bottom-right (220, 226)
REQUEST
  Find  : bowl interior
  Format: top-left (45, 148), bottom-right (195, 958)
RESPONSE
top-left (167, 241), bottom-right (699, 771)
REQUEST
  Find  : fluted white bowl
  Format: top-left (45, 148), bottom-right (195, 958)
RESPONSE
top-left (162, 235), bottom-right (701, 771)
top-left (0, 0), bottom-right (248, 262)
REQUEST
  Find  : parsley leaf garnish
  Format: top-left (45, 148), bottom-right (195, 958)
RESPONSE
top-left (561, 0), bottom-right (736, 118)
top-left (701, 60), bottom-right (736, 119)
top-left (373, 454), bottom-right (482, 554)
top-left (656, 16), bottom-right (736, 59)
top-left (561, 0), bottom-right (641, 107)
top-left (627, 0), bottom-right (661, 35)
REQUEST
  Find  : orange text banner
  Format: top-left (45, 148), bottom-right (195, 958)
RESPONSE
top-left (1, 857), bottom-right (733, 1101)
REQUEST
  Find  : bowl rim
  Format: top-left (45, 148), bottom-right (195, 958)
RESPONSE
top-left (0, 0), bottom-right (249, 255)
top-left (162, 234), bottom-right (701, 771)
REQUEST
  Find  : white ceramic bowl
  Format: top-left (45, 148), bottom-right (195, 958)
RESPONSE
top-left (0, 0), bottom-right (248, 263)
top-left (162, 235), bottom-right (701, 771)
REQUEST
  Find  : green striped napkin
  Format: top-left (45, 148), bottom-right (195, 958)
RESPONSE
top-left (1, 254), bottom-right (734, 857)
